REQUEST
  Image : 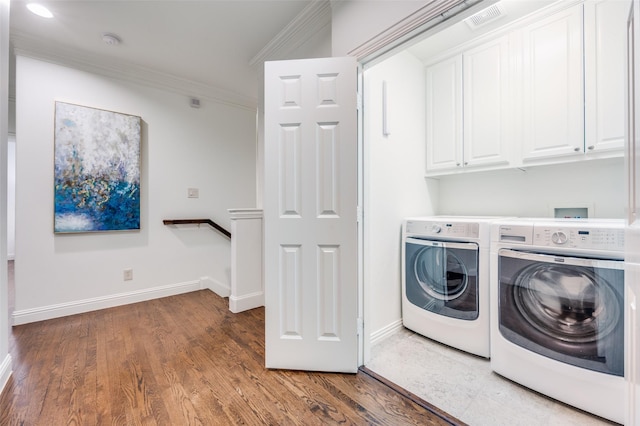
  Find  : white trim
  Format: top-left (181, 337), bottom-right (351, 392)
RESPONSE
top-left (348, 0), bottom-right (477, 62)
top-left (12, 279), bottom-right (206, 325)
top-left (229, 291), bottom-right (264, 313)
top-left (200, 277), bottom-right (231, 298)
top-left (11, 34), bottom-right (257, 111)
top-left (228, 208), bottom-right (263, 220)
top-left (0, 354), bottom-right (12, 395)
top-left (249, 0), bottom-right (331, 66)
top-left (370, 319), bottom-right (404, 346)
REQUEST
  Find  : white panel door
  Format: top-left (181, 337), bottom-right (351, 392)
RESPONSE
top-left (585, 0), bottom-right (631, 154)
top-left (264, 57), bottom-right (358, 372)
top-left (520, 4), bottom-right (584, 161)
top-left (425, 55), bottom-right (463, 171)
top-left (463, 35), bottom-right (510, 168)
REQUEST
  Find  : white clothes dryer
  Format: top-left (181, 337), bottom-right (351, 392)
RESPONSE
top-left (402, 216), bottom-right (500, 358)
top-left (490, 218), bottom-right (625, 424)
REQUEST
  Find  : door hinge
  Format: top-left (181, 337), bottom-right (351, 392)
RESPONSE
top-left (357, 317), bottom-right (364, 336)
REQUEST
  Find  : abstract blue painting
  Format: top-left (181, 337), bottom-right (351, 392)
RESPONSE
top-left (54, 102), bottom-right (141, 233)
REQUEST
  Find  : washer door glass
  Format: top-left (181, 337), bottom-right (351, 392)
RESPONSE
top-left (405, 239), bottom-right (479, 320)
top-left (498, 249), bottom-right (624, 376)
top-left (513, 264), bottom-right (620, 344)
top-left (415, 246), bottom-right (468, 301)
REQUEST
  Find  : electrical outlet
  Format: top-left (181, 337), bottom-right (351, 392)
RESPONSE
top-left (123, 268), bottom-right (133, 281)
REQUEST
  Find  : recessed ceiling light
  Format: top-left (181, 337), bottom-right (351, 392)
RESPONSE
top-left (26, 3), bottom-right (54, 19)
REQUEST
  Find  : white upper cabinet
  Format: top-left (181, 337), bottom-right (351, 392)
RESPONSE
top-left (426, 55), bottom-right (463, 171)
top-left (425, 35), bottom-right (510, 174)
top-left (423, 0), bottom-right (627, 176)
top-left (463, 35), bottom-right (511, 168)
top-left (584, 0), bottom-right (631, 154)
top-left (518, 4), bottom-right (584, 162)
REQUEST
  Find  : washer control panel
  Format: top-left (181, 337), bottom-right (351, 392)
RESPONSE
top-left (533, 226), bottom-right (625, 251)
top-left (405, 220), bottom-right (479, 239)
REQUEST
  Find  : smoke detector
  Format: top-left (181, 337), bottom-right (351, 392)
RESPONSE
top-left (102, 33), bottom-right (121, 46)
top-left (465, 3), bottom-right (506, 30)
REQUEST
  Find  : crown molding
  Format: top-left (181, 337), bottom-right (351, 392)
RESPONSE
top-left (249, 0), bottom-right (331, 66)
top-left (11, 31), bottom-right (258, 111)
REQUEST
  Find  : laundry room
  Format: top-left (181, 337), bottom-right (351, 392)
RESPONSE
top-left (362, 0), bottom-right (628, 424)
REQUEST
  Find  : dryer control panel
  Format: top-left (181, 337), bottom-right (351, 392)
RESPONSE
top-left (533, 226), bottom-right (625, 251)
top-left (405, 220), bottom-right (479, 239)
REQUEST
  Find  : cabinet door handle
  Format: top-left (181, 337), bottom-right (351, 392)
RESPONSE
top-left (456, 163), bottom-right (461, 167)
top-left (587, 145), bottom-right (595, 150)
top-left (574, 147), bottom-right (580, 152)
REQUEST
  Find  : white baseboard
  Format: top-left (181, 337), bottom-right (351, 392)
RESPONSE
top-left (200, 277), bottom-right (230, 298)
top-left (12, 279), bottom-right (203, 325)
top-left (0, 354), bottom-right (12, 396)
top-left (370, 319), bottom-right (404, 346)
top-left (229, 291), bottom-right (264, 313)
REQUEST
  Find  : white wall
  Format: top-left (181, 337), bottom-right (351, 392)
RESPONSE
top-left (0, 0), bottom-right (11, 395)
top-left (288, 22), bottom-right (332, 60)
top-left (13, 56), bottom-right (257, 324)
top-left (364, 51), bottom-right (437, 346)
top-left (436, 157), bottom-right (625, 218)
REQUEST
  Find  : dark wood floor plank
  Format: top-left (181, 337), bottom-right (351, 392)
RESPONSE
top-left (0, 289), bottom-right (462, 425)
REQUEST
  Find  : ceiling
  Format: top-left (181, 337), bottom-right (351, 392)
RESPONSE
top-left (9, 0), bottom-right (315, 107)
top-left (8, 0), bottom-right (562, 108)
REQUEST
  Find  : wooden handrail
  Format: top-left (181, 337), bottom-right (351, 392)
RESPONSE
top-left (163, 219), bottom-right (231, 239)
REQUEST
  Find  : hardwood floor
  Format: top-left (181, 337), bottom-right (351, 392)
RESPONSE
top-left (0, 289), bottom-right (462, 425)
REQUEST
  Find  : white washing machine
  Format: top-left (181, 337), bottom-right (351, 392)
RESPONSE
top-left (490, 218), bottom-right (625, 424)
top-left (402, 216), bottom-right (499, 358)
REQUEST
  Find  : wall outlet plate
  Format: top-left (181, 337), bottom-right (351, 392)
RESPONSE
top-left (123, 268), bottom-right (133, 281)
top-left (549, 202), bottom-right (593, 219)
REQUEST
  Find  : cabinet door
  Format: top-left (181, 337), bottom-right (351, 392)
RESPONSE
top-left (520, 4), bottom-right (584, 161)
top-left (425, 55), bottom-right (462, 171)
top-left (585, 0), bottom-right (630, 154)
top-left (463, 35), bottom-right (510, 168)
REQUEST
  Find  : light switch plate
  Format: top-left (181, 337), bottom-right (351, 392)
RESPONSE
top-left (188, 188), bottom-right (199, 198)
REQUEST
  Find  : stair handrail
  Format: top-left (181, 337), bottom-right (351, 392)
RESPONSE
top-left (163, 218), bottom-right (231, 239)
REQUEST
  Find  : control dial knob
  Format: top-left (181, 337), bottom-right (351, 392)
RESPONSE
top-left (431, 224), bottom-right (442, 234)
top-left (551, 231), bottom-right (568, 245)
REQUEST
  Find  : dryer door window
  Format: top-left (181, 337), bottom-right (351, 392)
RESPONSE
top-left (405, 238), bottom-right (479, 320)
top-left (498, 249), bottom-right (624, 376)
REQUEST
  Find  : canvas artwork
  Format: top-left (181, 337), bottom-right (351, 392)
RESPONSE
top-left (54, 102), bottom-right (141, 233)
